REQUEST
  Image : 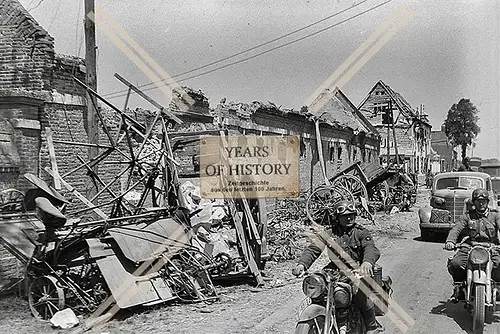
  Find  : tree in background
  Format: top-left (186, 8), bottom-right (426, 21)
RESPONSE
top-left (443, 98), bottom-right (480, 160)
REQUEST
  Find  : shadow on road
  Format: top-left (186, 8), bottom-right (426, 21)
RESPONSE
top-left (430, 300), bottom-right (500, 333)
top-left (413, 234), bottom-right (448, 244)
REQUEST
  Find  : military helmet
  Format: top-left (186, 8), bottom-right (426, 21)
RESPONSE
top-left (332, 200), bottom-right (357, 218)
top-left (472, 188), bottom-right (489, 201)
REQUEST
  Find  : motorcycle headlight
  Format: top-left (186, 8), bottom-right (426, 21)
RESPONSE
top-left (302, 274), bottom-right (326, 299)
top-left (333, 287), bottom-right (351, 308)
top-left (469, 247), bottom-right (489, 265)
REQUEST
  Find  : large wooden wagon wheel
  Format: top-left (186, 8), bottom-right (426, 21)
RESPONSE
top-left (369, 181), bottom-right (390, 211)
top-left (28, 275), bottom-right (65, 320)
top-left (306, 185), bottom-right (355, 225)
top-left (332, 175), bottom-right (374, 220)
top-left (332, 175), bottom-right (368, 200)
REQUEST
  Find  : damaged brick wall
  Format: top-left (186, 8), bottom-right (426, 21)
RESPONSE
top-left (214, 102), bottom-right (380, 193)
top-left (0, 0), bottom-right (54, 91)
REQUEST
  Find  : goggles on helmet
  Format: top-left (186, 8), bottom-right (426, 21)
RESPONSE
top-left (335, 203), bottom-right (357, 215)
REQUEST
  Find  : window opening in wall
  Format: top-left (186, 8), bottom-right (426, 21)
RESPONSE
top-left (353, 148), bottom-right (357, 161)
top-left (299, 138), bottom-right (306, 157)
top-left (337, 147), bottom-right (343, 161)
top-left (368, 150), bottom-right (372, 162)
top-left (329, 145), bottom-right (335, 162)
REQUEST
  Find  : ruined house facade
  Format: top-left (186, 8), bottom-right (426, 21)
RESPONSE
top-left (0, 0), bottom-right (89, 282)
top-left (213, 88), bottom-right (381, 192)
top-left (357, 80), bottom-right (432, 178)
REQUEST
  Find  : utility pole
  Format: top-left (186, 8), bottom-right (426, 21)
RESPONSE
top-left (390, 100), bottom-right (399, 166)
top-left (386, 104), bottom-right (390, 166)
top-left (84, 0), bottom-right (99, 203)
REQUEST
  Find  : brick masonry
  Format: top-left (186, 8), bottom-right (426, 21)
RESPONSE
top-left (0, 0), bottom-right (383, 282)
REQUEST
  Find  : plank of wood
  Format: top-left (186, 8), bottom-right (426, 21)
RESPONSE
top-left (231, 207), bottom-right (264, 286)
top-left (114, 73), bottom-right (183, 124)
top-left (257, 198), bottom-right (269, 260)
top-left (240, 199), bottom-right (261, 246)
top-left (44, 167), bottom-right (108, 220)
top-left (217, 129), bottom-right (263, 285)
top-left (45, 128), bottom-right (61, 190)
top-left (314, 120), bottom-right (330, 185)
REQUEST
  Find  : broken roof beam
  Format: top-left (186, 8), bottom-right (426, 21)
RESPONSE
top-left (114, 73), bottom-right (183, 125)
top-left (73, 77), bottom-right (146, 133)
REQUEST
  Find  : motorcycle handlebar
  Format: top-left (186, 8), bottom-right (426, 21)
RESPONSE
top-left (443, 242), bottom-right (500, 251)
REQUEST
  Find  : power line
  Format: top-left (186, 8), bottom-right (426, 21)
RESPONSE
top-left (28, 0), bottom-right (45, 12)
top-left (47, 0), bottom-right (63, 31)
top-left (102, 0), bottom-right (369, 98)
top-left (103, 0), bottom-right (388, 100)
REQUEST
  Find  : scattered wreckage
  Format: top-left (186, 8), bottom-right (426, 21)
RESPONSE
top-left (0, 75), bottom-right (268, 324)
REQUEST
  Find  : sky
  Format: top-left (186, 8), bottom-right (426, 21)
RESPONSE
top-left (18, 0), bottom-right (500, 159)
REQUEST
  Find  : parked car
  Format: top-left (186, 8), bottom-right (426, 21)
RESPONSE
top-left (418, 171), bottom-right (497, 241)
top-left (479, 162), bottom-right (500, 199)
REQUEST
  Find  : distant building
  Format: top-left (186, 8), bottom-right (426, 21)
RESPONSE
top-left (431, 125), bottom-right (455, 172)
top-left (357, 80), bottom-right (432, 177)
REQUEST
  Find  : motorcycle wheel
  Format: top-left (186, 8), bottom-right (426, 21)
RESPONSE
top-left (472, 285), bottom-right (485, 334)
top-left (295, 317), bottom-right (324, 334)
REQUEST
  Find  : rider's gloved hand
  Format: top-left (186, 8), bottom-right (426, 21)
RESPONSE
top-left (444, 241), bottom-right (456, 250)
top-left (292, 264), bottom-right (305, 276)
top-left (360, 262), bottom-right (374, 277)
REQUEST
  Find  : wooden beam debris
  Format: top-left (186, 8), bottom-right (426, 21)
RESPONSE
top-left (45, 127), bottom-right (61, 190)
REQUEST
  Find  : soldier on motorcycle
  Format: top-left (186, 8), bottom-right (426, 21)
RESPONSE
top-left (444, 188), bottom-right (500, 302)
top-left (292, 200), bottom-right (381, 334)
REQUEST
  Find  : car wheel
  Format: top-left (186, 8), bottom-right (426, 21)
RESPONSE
top-left (420, 229), bottom-right (432, 241)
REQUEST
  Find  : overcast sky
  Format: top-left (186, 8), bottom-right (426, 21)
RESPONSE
top-left (18, 0), bottom-right (500, 159)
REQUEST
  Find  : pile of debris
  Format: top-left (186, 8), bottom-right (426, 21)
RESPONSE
top-left (267, 198), bottom-right (307, 262)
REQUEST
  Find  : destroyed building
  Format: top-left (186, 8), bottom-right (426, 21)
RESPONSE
top-left (357, 80), bottom-right (432, 178)
top-left (213, 88), bottom-right (381, 192)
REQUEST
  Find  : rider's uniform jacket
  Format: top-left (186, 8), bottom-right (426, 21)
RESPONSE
top-left (446, 208), bottom-right (500, 244)
top-left (298, 224), bottom-right (380, 270)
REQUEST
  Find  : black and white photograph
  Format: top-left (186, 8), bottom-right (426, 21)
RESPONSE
top-left (0, 0), bottom-right (499, 333)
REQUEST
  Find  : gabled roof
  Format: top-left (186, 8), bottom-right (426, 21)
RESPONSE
top-left (0, 0), bottom-right (53, 46)
top-left (358, 80), bottom-right (431, 126)
top-left (308, 87), bottom-right (379, 136)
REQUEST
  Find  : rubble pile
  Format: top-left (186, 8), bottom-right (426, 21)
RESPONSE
top-left (266, 198), bottom-right (307, 262)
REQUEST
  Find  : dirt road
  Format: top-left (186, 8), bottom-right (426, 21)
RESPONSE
top-left (1, 188), bottom-right (500, 333)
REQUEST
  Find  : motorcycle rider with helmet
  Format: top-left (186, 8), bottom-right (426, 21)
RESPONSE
top-left (292, 200), bottom-right (381, 334)
top-left (444, 187), bottom-right (500, 302)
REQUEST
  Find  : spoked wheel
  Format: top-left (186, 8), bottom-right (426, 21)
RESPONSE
top-left (28, 275), bottom-right (65, 320)
top-left (306, 185), bottom-right (355, 225)
top-left (370, 181), bottom-right (390, 210)
top-left (332, 175), bottom-right (368, 201)
top-left (332, 175), bottom-right (371, 219)
top-left (0, 188), bottom-right (25, 212)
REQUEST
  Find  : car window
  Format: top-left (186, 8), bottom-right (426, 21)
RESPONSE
top-left (436, 177), bottom-right (458, 189)
top-left (492, 179), bottom-right (500, 194)
top-left (459, 177), bottom-right (483, 189)
top-left (435, 177), bottom-right (484, 190)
